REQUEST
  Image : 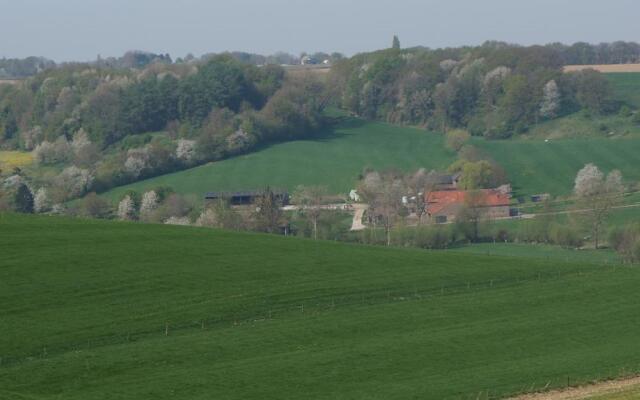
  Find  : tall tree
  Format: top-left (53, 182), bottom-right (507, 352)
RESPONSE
top-left (292, 185), bottom-right (327, 240)
top-left (253, 188), bottom-right (284, 234)
top-left (359, 171), bottom-right (406, 246)
top-left (574, 164), bottom-right (624, 249)
top-left (392, 35), bottom-right (401, 50)
top-left (539, 80), bottom-right (560, 119)
top-left (13, 183), bottom-right (34, 213)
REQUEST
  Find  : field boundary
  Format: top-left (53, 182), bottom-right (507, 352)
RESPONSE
top-left (2, 263), bottom-right (625, 369)
top-left (509, 375), bottom-right (640, 399)
top-left (564, 64), bottom-right (640, 73)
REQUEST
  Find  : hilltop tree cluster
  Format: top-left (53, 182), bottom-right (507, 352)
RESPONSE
top-left (328, 41), bottom-right (619, 138)
top-left (0, 55), bottom-right (328, 200)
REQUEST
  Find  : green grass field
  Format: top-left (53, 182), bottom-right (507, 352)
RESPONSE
top-left (449, 243), bottom-right (621, 265)
top-left (3, 213), bottom-right (640, 399)
top-left (606, 72), bottom-right (640, 109)
top-left (476, 137), bottom-right (640, 197)
top-left (101, 118), bottom-right (640, 201)
top-left (103, 120), bottom-right (455, 199)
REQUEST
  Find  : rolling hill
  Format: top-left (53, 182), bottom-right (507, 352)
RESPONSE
top-left (606, 72), bottom-right (640, 109)
top-left (102, 120), bottom-right (456, 199)
top-left (2, 213), bottom-right (640, 399)
top-left (92, 71), bottom-right (640, 201)
top-left (101, 117), bottom-right (640, 200)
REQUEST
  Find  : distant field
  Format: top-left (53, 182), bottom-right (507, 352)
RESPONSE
top-left (0, 150), bottom-right (34, 170)
top-left (3, 213), bottom-right (640, 399)
top-left (606, 72), bottom-right (640, 108)
top-left (450, 243), bottom-right (621, 265)
top-left (476, 137), bottom-right (640, 197)
top-left (564, 64), bottom-right (640, 73)
top-left (0, 79), bottom-right (23, 86)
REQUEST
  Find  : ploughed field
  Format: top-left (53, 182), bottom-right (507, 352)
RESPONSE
top-left (2, 213), bottom-right (640, 399)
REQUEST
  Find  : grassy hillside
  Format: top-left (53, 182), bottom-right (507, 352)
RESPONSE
top-left (103, 120), bottom-right (456, 199)
top-left (3, 214), bottom-right (640, 399)
top-left (606, 72), bottom-right (640, 108)
top-left (0, 150), bottom-right (33, 170)
top-left (475, 137), bottom-right (640, 197)
top-left (101, 116), bottom-right (640, 200)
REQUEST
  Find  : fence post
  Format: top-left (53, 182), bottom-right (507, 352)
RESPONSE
top-left (165, 322), bottom-right (169, 336)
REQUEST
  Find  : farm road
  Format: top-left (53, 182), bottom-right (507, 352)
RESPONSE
top-left (509, 375), bottom-right (640, 400)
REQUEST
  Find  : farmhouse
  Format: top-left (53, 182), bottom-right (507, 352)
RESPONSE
top-left (426, 189), bottom-right (510, 223)
top-left (205, 190), bottom-right (290, 206)
top-left (433, 173), bottom-right (461, 191)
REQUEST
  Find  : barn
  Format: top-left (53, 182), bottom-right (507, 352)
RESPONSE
top-left (426, 189), bottom-right (510, 223)
top-left (205, 190), bottom-right (290, 206)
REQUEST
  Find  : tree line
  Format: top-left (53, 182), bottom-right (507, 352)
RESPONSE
top-left (0, 55), bottom-right (328, 203)
top-left (328, 41), bottom-right (626, 138)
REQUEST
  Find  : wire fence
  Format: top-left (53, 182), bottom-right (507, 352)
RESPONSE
top-left (3, 262), bottom-right (635, 370)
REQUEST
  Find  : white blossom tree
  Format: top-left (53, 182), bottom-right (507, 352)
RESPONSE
top-left (358, 171), bottom-right (406, 246)
top-left (139, 190), bottom-right (159, 220)
top-left (175, 139), bottom-right (196, 162)
top-left (574, 163), bottom-right (624, 248)
top-left (55, 166), bottom-right (94, 200)
top-left (124, 147), bottom-right (150, 178)
top-left (33, 187), bottom-right (51, 213)
top-left (540, 80), bottom-right (560, 119)
top-left (117, 195), bottom-right (135, 221)
top-left (34, 136), bottom-right (72, 165)
top-left (196, 209), bottom-right (217, 227)
top-left (164, 216), bottom-right (191, 226)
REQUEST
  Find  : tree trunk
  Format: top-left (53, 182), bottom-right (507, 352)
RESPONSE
top-left (313, 218), bottom-right (318, 240)
top-left (386, 226), bottom-right (391, 246)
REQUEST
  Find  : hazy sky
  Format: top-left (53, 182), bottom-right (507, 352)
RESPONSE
top-left (1, 0), bottom-right (638, 61)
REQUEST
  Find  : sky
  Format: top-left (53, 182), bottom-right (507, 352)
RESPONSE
top-left (1, 0), bottom-right (639, 61)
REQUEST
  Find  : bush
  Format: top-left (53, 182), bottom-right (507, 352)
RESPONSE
top-left (549, 224), bottom-right (583, 248)
top-left (414, 226), bottom-right (454, 249)
top-left (445, 129), bottom-right (470, 152)
top-left (78, 193), bottom-right (112, 218)
top-left (609, 224), bottom-right (640, 264)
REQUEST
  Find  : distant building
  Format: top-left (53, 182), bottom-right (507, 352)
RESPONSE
top-left (433, 173), bottom-right (461, 191)
top-left (205, 190), bottom-right (290, 206)
top-left (349, 189), bottom-right (360, 202)
top-left (530, 193), bottom-right (551, 203)
top-left (300, 55), bottom-right (319, 65)
top-left (426, 189), bottom-right (511, 223)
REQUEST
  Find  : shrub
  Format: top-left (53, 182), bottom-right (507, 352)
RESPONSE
top-left (79, 193), bottom-right (112, 219)
top-left (549, 224), bottom-right (583, 248)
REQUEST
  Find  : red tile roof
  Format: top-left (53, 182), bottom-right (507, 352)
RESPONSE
top-left (426, 189), bottom-right (510, 216)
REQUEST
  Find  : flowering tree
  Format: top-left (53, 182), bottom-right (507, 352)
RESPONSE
top-left (574, 163), bottom-right (624, 248)
top-left (124, 147), bottom-right (150, 178)
top-left (33, 187), bottom-right (51, 213)
top-left (176, 139), bottom-right (196, 162)
top-left (164, 216), bottom-right (190, 226)
top-left (540, 80), bottom-right (560, 119)
top-left (117, 195), bottom-right (135, 220)
top-left (139, 190), bottom-right (159, 220)
top-left (55, 166), bottom-right (94, 200)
